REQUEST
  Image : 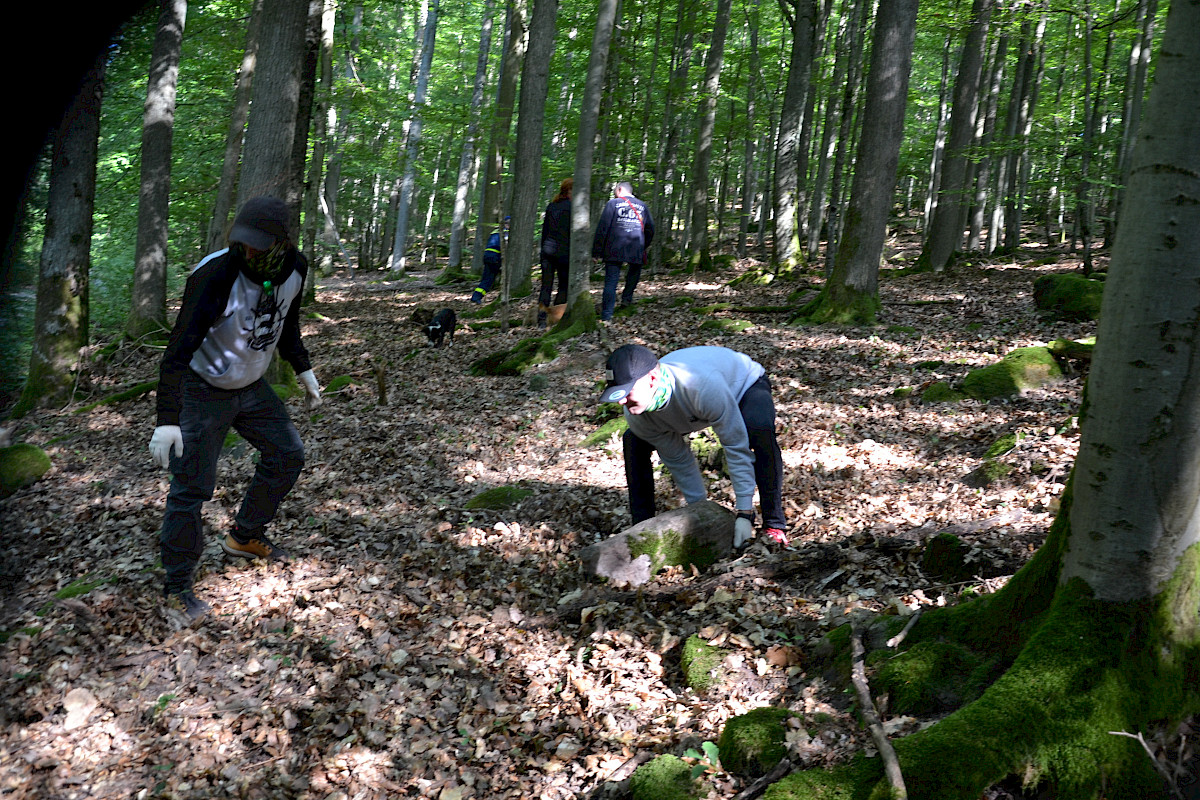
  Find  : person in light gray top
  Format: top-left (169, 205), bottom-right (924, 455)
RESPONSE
top-left (598, 344), bottom-right (788, 547)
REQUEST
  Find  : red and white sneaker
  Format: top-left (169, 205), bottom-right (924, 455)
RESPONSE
top-left (763, 528), bottom-right (789, 546)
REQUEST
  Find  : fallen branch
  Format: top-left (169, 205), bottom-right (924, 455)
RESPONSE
top-left (851, 623), bottom-right (907, 800)
top-left (886, 610), bottom-right (922, 649)
top-left (730, 756), bottom-right (793, 800)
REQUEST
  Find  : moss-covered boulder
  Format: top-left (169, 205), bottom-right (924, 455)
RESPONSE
top-left (921, 532), bottom-right (974, 582)
top-left (581, 416), bottom-right (628, 448)
top-left (1032, 273), bottom-right (1104, 321)
top-left (630, 754), bottom-right (704, 800)
top-left (960, 346), bottom-right (1063, 400)
top-left (700, 318), bottom-right (754, 334)
top-left (718, 707), bottom-right (796, 778)
top-left (921, 381), bottom-right (964, 404)
top-left (0, 443), bottom-right (51, 499)
top-left (1048, 336), bottom-right (1096, 363)
top-left (966, 458), bottom-right (1013, 487)
top-left (681, 634), bottom-right (727, 693)
top-left (464, 484), bottom-right (533, 510)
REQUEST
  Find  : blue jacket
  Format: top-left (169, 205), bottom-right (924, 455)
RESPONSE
top-left (484, 231), bottom-right (502, 266)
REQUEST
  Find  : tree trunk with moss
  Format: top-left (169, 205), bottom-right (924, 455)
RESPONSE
top-left (13, 53), bottom-right (105, 417)
top-left (797, 0), bottom-right (916, 326)
top-left (777, 6), bottom-right (1200, 797)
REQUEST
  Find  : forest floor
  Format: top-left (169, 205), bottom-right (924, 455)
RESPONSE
top-left (0, 234), bottom-right (1102, 800)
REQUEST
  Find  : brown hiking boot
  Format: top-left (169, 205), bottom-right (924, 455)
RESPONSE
top-left (221, 530), bottom-right (291, 562)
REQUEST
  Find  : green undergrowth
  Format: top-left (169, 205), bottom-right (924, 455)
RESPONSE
top-left (580, 416), bottom-right (627, 448)
top-left (787, 480), bottom-right (1200, 799)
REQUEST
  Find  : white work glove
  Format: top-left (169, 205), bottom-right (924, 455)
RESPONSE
top-left (298, 369), bottom-right (322, 410)
top-left (734, 515), bottom-right (754, 549)
top-left (150, 425), bottom-right (183, 469)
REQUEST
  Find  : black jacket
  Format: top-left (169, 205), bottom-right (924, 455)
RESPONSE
top-left (540, 197), bottom-right (571, 259)
top-left (592, 194), bottom-right (654, 265)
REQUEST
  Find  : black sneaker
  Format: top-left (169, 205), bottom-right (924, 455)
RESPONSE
top-left (222, 530), bottom-right (291, 562)
top-left (166, 590), bottom-right (211, 621)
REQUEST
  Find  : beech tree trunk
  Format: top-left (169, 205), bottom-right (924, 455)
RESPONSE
top-left (685, 0), bottom-right (733, 273)
top-left (14, 54), bottom-right (105, 417)
top-left (127, 0), bottom-right (187, 339)
top-left (801, 0), bottom-right (917, 324)
top-left (789, 5), bottom-right (1200, 796)
top-left (771, 0), bottom-right (815, 273)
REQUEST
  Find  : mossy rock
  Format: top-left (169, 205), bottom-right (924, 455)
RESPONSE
top-left (628, 525), bottom-right (723, 579)
top-left (690, 429), bottom-right (725, 470)
top-left (681, 634), bottom-right (727, 693)
top-left (0, 443), bottom-right (51, 499)
top-left (700, 318), bottom-right (754, 334)
top-left (464, 484), bottom-right (533, 510)
top-left (921, 532), bottom-right (974, 582)
top-left (984, 432), bottom-right (1023, 459)
top-left (892, 387), bottom-right (914, 399)
top-left (696, 302), bottom-right (734, 314)
top-left (915, 359), bottom-right (945, 371)
top-left (874, 638), bottom-right (1000, 716)
top-left (1048, 337), bottom-right (1095, 363)
top-left (1032, 273), bottom-right (1104, 321)
top-left (966, 458), bottom-right (1013, 487)
top-left (581, 416), bottom-right (628, 448)
top-left (325, 375), bottom-right (358, 393)
top-left (718, 707), bottom-right (797, 778)
top-left (921, 381), bottom-right (964, 404)
top-left (630, 754), bottom-right (704, 800)
top-left (961, 346), bottom-right (1063, 400)
top-left (886, 324), bottom-right (917, 335)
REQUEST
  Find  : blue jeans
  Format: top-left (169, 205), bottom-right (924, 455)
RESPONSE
top-left (601, 261), bottom-right (642, 320)
top-left (623, 375), bottom-right (786, 530)
top-left (160, 371), bottom-right (304, 594)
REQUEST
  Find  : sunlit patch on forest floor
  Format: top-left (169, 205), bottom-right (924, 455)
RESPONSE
top-left (1, 242), bottom-right (1101, 798)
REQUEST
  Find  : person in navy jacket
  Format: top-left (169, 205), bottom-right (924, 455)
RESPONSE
top-left (149, 196), bottom-right (322, 620)
top-left (592, 182), bottom-right (654, 321)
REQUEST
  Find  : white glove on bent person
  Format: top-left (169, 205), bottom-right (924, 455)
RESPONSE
top-left (150, 425), bottom-right (183, 469)
top-left (298, 369), bottom-right (322, 410)
top-left (734, 515), bottom-right (754, 549)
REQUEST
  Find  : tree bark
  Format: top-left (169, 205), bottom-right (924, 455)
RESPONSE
top-left (685, 0), bottom-right (733, 273)
top-left (206, 0), bottom-right (263, 254)
top-left (566, 0), bottom-right (618, 317)
top-left (800, 0), bottom-right (917, 324)
top-left (14, 54), bottom-right (105, 416)
top-left (919, 0), bottom-right (994, 272)
top-left (505, 0), bottom-right (559, 296)
top-left (127, 0), bottom-right (187, 339)
top-left (771, 0), bottom-right (815, 273)
top-left (237, 0), bottom-right (309, 205)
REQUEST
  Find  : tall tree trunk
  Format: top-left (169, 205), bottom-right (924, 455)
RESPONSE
top-left (304, 0), bottom-right (336, 278)
top-left (801, 0), bottom-right (917, 324)
top-left (389, 0), bottom-right (439, 275)
top-left (445, 0), bottom-right (495, 276)
top-left (649, 0), bottom-right (696, 272)
top-left (127, 0), bottom-right (187, 340)
top-left (566, 0), bottom-right (618, 319)
top-left (772, 0), bottom-right (816, 272)
top-left (1075, 6), bottom-right (1097, 275)
top-left (238, 0), bottom-right (309, 204)
top-left (1109, 0), bottom-right (1158, 242)
top-left (685, 0), bottom-right (734, 273)
top-left (822, 0), bottom-right (870, 278)
top-left (206, 0), bottom-right (262, 254)
top-left (13, 54), bottom-right (105, 417)
top-left (506, 0), bottom-right (559, 297)
top-left (806, 0), bottom-right (845, 260)
top-left (477, 0), bottom-right (528, 282)
top-left (737, 0), bottom-right (761, 260)
top-left (919, 0), bottom-right (995, 272)
top-left (1002, 14), bottom-right (1044, 252)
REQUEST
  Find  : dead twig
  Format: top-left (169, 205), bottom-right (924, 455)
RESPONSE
top-left (730, 757), bottom-right (793, 800)
top-left (1108, 730), bottom-right (1185, 800)
top-left (851, 623), bottom-right (907, 799)
top-left (886, 610), bottom-right (922, 649)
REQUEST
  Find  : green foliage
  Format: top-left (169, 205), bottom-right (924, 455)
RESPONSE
top-left (681, 634), bottom-right (726, 693)
top-left (1032, 274), bottom-right (1104, 321)
top-left (630, 754), bottom-right (704, 800)
top-left (718, 707), bottom-right (795, 778)
top-left (0, 443), bottom-right (52, 499)
top-left (961, 347), bottom-right (1063, 400)
top-left (464, 484), bottom-right (533, 510)
top-left (682, 740), bottom-right (722, 779)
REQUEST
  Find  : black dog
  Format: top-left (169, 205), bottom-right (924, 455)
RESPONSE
top-left (423, 308), bottom-right (457, 348)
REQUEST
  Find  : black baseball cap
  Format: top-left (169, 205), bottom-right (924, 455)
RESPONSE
top-left (229, 196), bottom-right (291, 250)
top-left (599, 344), bottom-right (659, 404)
